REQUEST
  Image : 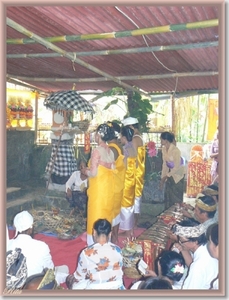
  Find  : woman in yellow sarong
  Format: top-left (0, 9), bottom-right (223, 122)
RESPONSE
top-left (82, 123), bottom-right (117, 246)
top-left (107, 121), bottom-right (125, 244)
top-left (121, 117), bottom-right (145, 229)
top-left (119, 126), bottom-right (137, 238)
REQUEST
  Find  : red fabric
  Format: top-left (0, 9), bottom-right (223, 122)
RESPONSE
top-left (9, 228), bottom-right (145, 289)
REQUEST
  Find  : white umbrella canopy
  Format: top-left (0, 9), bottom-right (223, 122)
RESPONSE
top-left (44, 90), bottom-right (95, 114)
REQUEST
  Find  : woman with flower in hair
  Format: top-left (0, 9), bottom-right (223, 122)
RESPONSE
top-left (81, 123), bottom-right (117, 246)
top-left (154, 250), bottom-right (186, 289)
top-left (118, 126), bottom-right (137, 238)
top-left (130, 250), bottom-right (185, 289)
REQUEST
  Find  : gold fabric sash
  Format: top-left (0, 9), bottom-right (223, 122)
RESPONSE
top-left (109, 143), bottom-right (125, 219)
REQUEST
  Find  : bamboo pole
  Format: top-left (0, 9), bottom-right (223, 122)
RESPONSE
top-left (202, 94), bottom-right (209, 142)
top-left (7, 71), bottom-right (218, 83)
top-left (34, 91), bottom-right (39, 144)
top-left (7, 19), bottom-right (218, 45)
top-left (6, 77), bottom-right (48, 94)
top-left (6, 17), bottom-right (148, 96)
top-left (7, 41), bottom-right (218, 59)
top-left (196, 95), bottom-right (200, 143)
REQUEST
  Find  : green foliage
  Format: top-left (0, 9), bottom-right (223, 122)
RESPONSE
top-left (103, 98), bottom-right (119, 110)
top-left (96, 87), bottom-right (153, 132)
top-left (127, 91), bottom-right (153, 132)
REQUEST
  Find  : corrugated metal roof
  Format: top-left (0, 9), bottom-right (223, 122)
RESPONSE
top-left (6, 5), bottom-right (220, 94)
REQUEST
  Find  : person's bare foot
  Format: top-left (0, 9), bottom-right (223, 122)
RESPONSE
top-left (118, 230), bottom-right (132, 238)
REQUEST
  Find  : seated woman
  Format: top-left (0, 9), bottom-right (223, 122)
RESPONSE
top-left (23, 268), bottom-right (58, 290)
top-left (153, 250), bottom-right (186, 289)
top-left (65, 159), bottom-right (88, 217)
top-left (65, 219), bottom-right (125, 290)
top-left (131, 250), bottom-right (185, 290)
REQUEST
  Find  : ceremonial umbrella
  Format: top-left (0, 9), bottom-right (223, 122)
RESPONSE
top-left (43, 90), bottom-right (95, 194)
top-left (44, 90), bottom-right (95, 114)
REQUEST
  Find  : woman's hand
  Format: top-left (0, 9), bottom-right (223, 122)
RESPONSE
top-left (165, 229), bottom-right (178, 242)
top-left (159, 176), bottom-right (167, 190)
top-left (182, 210), bottom-right (193, 218)
top-left (144, 269), bottom-right (157, 277)
top-left (172, 242), bottom-right (184, 253)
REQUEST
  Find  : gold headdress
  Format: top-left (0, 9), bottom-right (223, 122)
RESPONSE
top-left (203, 187), bottom-right (219, 197)
top-left (195, 193), bottom-right (217, 212)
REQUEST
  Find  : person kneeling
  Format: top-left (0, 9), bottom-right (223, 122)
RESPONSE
top-left (65, 219), bottom-right (125, 290)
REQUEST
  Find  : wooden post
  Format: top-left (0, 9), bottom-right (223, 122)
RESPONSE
top-left (171, 95), bottom-right (175, 134)
top-left (34, 92), bottom-right (38, 144)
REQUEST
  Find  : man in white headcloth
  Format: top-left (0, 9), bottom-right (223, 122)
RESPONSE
top-left (121, 117), bottom-right (146, 230)
top-left (7, 210), bottom-right (69, 285)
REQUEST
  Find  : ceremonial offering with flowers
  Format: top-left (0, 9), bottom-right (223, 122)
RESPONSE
top-left (121, 237), bottom-right (143, 278)
top-left (121, 237), bottom-right (143, 266)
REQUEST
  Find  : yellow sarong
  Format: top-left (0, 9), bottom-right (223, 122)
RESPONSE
top-left (108, 143), bottom-right (125, 220)
top-left (121, 157), bottom-right (136, 208)
top-left (86, 165), bottom-right (116, 235)
top-left (135, 146), bottom-right (146, 197)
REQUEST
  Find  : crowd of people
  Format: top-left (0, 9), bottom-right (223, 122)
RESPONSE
top-left (6, 117), bottom-right (220, 291)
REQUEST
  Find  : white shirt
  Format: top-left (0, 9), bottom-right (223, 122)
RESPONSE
top-left (7, 234), bottom-right (54, 277)
top-left (65, 171), bottom-right (88, 192)
top-left (182, 244), bottom-right (218, 289)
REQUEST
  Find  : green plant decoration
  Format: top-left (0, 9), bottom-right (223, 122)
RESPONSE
top-left (91, 87), bottom-right (153, 132)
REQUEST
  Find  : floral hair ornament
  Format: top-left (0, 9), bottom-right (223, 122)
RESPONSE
top-left (97, 123), bottom-right (109, 138)
top-left (171, 263), bottom-right (184, 274)
top-left (107, 121), bottom-right (113, 128)
top-left (146, 141), bottom-right (157, 157)
top-left (195, 193), bottom-right (217, 212)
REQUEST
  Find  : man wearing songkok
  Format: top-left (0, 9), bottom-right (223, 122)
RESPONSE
top-left (7, 211), bottom-right (69, 284)
top-left (174, 194), bottom-right (217, 236)
top-left (121, 117), bottom-right (146, 229)
top-left (172, 224), bottom-right (218, 289)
